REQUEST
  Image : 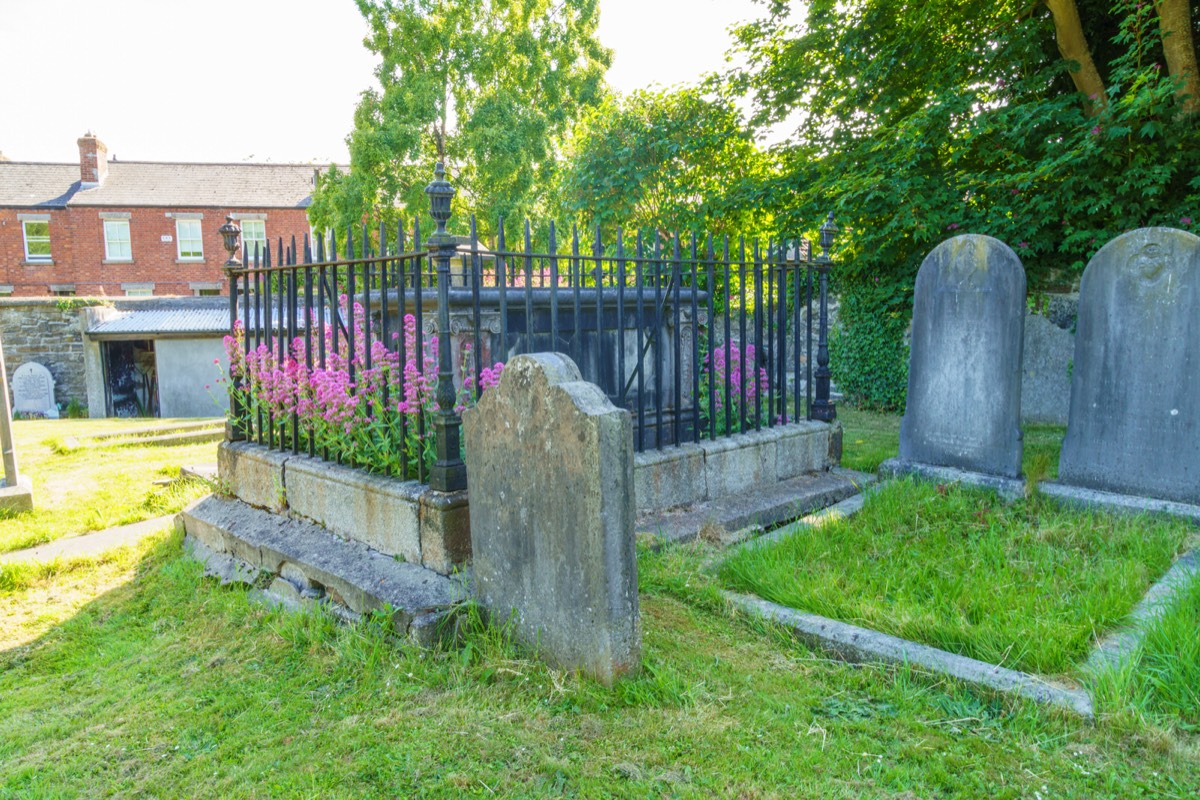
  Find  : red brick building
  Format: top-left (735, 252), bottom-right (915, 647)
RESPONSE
top-left (0, 133), bottom-right (320, 297)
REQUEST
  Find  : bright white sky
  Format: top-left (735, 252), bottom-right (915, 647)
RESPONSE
top-left (0, 0), bottom-right (775, 165)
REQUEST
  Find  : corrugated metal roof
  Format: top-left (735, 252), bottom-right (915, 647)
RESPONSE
top-left (87, 305), bottom-right (320, 336)
top-left (87, 307), bottom-right (230, 336)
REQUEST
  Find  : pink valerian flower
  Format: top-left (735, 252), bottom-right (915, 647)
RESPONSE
top-left (1090, 125), bottom-right (1102, 137)
top-left (1182, 216), bottom-right (1193, 226)
top-left (230, 307), bottom-right (498, 470)
top-left (702, 342), bottom-right (769, 417)
top-left (946, 223), bottom-right (960, 231)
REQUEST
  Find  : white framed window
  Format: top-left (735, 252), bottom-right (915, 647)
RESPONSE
top-left (176, 219), bottom-right (204, 260)
top-left (23, 220), bottom-right (51, 262)
top-left (104, 219), bottom-right (132, 261)
top-left (125, 288), bottom-right (153, 297)
top-left (239, 219), bottom-right (267, 261)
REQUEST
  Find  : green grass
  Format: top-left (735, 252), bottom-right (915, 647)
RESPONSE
top-left (837, 406), bottom-right (1066, 481)
top-left (0, 418), bottom-right (217, 553)
top-left (2, 532), bottom-right (1199, 798)
top-left (720, 478), bottom-right (1192, 674)
top-left (1090, 573), bottom-right (1200, 732)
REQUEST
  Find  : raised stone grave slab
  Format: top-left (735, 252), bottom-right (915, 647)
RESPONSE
top-left (638, 468), bottom-right (871, 545)
top-left (899, 235), bottom-right (1025, 478)
top-left (463, 353), bottom-right (640, 686)
top-left (1058, 228), bottom-right (1200, 505)
top-left (215, 441), bottom-right (469, 575)
top-left (179, 494), bottom-right (466, 646)
top-left (633, 420), bottom-right (839, 515)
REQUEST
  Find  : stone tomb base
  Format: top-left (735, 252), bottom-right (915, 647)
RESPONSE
top-left (0, 475), bottom-right (34, 512)
top-left (879, 458), bottom-right (1026, 500)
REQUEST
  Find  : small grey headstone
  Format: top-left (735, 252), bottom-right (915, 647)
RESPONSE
top-left (11, 362), bottom-right (58, 419)
top-left (1058, 228), bottom-right (1200, 504)
top-left (899, 235), bottom-right (1025, 477)
top-left (463, 353), bottom-right (640, 685)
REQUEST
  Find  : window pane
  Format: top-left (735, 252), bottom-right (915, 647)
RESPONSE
top-left (104, 220), bottom-right (132, 260)
top-left (177, 219), bottom-right (203, 259)
top-left (23, 221), bottom-right (51, 259)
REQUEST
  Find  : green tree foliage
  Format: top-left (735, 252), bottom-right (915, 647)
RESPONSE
top-left (555, 88), bottom-right (773, 238)
top-left (728, 0), bottom-right (1200, 408)
top-left (309, 0), bottom-right (611, 239)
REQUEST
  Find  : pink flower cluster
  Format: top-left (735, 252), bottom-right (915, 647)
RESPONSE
top-left (222, 301), bottom-right (503, 476)
top-left (701, 341), bottom-right (770, 435)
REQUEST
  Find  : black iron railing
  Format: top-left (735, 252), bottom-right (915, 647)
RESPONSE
top-left (224, 163), bottom-right (836, 490)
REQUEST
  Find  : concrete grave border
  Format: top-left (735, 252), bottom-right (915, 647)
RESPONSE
top-left (717, 477), bottom-right (1200, 721)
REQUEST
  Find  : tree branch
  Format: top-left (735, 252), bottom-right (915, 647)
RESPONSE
top-left (1044, 0), bottom-right (1107, 116)
top-left (1155, 0), bottom-right (1200, 115)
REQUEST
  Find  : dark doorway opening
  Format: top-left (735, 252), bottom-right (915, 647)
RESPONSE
top-left (102, 340), bottom-right (159, 417)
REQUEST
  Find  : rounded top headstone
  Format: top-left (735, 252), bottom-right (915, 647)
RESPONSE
top-left (1079, 227), bottom-right (1200, 295)
top-left (11, 362), bottom-right (58, 418)
top-left (915, 234), bottom-right (1025, 293)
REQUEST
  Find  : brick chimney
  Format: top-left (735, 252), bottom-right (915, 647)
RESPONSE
top-left (77, 132), bottom-right (109, 186)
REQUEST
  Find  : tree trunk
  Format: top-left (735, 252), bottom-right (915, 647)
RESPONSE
top-left (1156, 0), bottom-right (1200, 114)
top-left (1045, 0), bottom-right (1107, 115)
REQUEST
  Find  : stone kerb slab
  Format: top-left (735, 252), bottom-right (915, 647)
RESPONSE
top-left (632, 421), bottom-right (835, 515)
top-left (286, 456), bottom-right (423, 566)
top-left (215, 441), bottom-right (468, 575)
top-left (1058, 228), bottom-right (1200, 505)
top-left (898, 235), bottom-right (1026, 478)
top-left (463, 353), bottom-right (640, 686)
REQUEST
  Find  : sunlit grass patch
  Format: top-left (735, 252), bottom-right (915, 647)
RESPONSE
top-left (720, 478), bottom-right (1191, 674)
top-left (0, 418), bottom-right (217, 553)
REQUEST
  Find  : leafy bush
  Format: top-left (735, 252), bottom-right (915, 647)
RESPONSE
top-left (830, 289), bottom-right (909, 412)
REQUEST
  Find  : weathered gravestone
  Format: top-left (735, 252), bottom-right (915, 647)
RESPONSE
top-left (0, 335), bottom-right (33, 510)
top-left (11, 362), bottom-right (58, 419)
top-left (1058, 228), bottom-right (1200, 504)
top-left (462, 353), bottom-right (640, 685)
top-left (897, 235), bottom-right (1026, 477)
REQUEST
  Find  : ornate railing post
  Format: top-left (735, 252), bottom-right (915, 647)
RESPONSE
top-left (425, 163), bottom-right (468, 492)
top-left (219, 215), bottom-right (247, 442)
top-left (811, 212), bottom-right (838, 423)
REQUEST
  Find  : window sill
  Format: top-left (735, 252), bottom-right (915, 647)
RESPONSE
top-left (176, 258), bottom-right (206, 264)
top-left (23, 260), bottom-right (54, 266)
top-left (103, 259), bottom-right (134, 265)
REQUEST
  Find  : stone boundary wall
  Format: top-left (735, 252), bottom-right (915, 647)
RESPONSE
top-left (0, 298), bottom-right (93, 410)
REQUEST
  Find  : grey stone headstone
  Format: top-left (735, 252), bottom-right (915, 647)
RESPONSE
top-left (11, 362), bottom-right (58, 419)
top-left (1021, 313), bottom-right (1074, 425)
top-left (1058, 228), bottom-right (1200, 504)
top-left (899, 235), bottom-right (1025, 477)
top-left (462, 352), bottom-right (640, 685)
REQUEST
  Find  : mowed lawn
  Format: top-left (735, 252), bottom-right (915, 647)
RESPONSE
top-left (0, 530), bottom-right (1198, 798)
top-left (1, 409), bottom-right (1198, 797)
top-left (721, 478), bottom-right (1194, 674)
top-left (0, 417), bottom-right (217, 553)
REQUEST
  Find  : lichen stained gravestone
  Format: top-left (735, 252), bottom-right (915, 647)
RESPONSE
top-left (1058, 228), bottom-right (1200, 505)
top-left (461, 352), bottom-right (640, 686)
top-left (898, 235), bottom-right (1026, 477)
top-left (11, 362), bottom-right (58, 419)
